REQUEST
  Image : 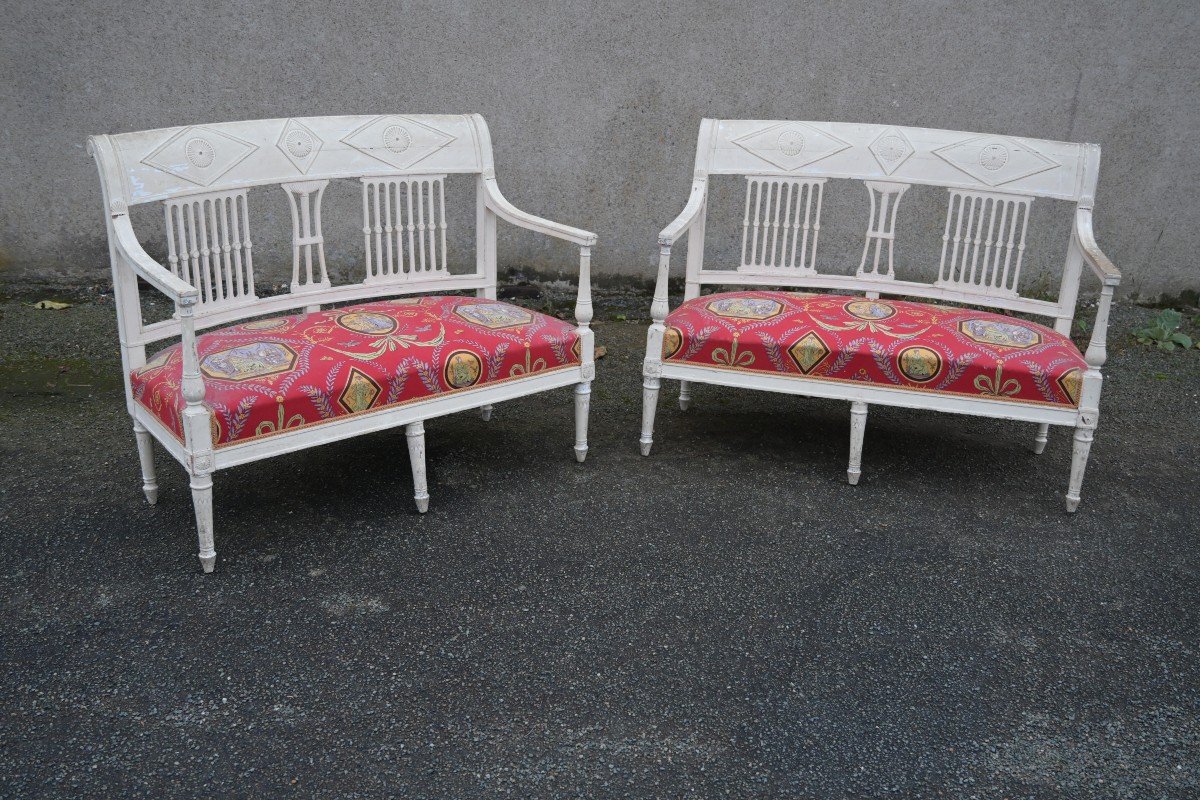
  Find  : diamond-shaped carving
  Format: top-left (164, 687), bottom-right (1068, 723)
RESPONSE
top-left (933, 136), bottom-right (1060, 187)
top-left (338, 368), bottom-right (382, 414)
top-left (787, 331), bottom-right (830, 374)
top-left (340, 115), bottom-right (456, 170)
top-left (276, 118), bottom-right (323, 174)
top-left (869, 127), bottom-right (914, 175)
top-left (732, 122), bottom-right (852, 172)
top-left (141, 126), bottom-right (258, 187)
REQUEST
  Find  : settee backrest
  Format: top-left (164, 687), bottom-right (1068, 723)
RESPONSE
top-left (89, 115), bottom-right (498, 343)
top-left (687, 119), bottom-right (1103, 328)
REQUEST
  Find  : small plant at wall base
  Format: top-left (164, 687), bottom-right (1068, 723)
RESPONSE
top-left (1133, 309), bottom-right (1195, 351)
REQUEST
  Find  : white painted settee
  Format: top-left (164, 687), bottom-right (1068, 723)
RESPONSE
top-left (89, 115), bottom-right (596, 572)
top-left (642, 120), bottom-right (1120, 510)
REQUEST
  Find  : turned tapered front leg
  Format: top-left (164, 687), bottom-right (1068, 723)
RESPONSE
top-left (190, 473), bottom-right (216, 573)
top-left (406, 420), bottom-right (430, 514)
top-left (678, 381), bottom-right (692, 411)
top-left (574, 382), bottom-right (591, 462)
top-left (1065, 411), bottom-right (1097, 513)
top-left (1033, 423), bottom-right (1050, 455)
top-left (133, 420), bottom-right (158, 505)
top-left (642, 243), bottom-right (671, 456)
top-left (640, 374), bottom-right (661, 456)
top-left (847, 401), bottom-right (868, 485)
top-left (177, 298), bottom-right (217, 573)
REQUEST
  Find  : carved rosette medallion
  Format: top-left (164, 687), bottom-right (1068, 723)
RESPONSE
top-left (383, 125), bottom-right (412, 153)
top-left (185, 138), bottom-right (215, 168)
top-left (979, 143), bottom-right (1010, 171)
top-left (777, 129), bottom-right (805, 157)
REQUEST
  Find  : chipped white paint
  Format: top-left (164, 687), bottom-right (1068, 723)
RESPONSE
top-left (643, 119), bottom-right (1119, 511)
top-left (89, 114), bottom-right (596, 572)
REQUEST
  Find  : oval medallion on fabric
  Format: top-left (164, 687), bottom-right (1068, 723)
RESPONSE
top-left (337, 311), bottom-right (398, 335)
top-left (844, 300), bottom-right (897, 320)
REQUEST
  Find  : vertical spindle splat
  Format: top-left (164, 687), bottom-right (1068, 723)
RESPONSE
top-left (936, 188), bottom-right (1032, 296)
top-left (857, 181), bottom-right (910, 279)
top-left (738, 177), bottom-right (826, 274)
top-left (163, 189), bottom-right (255, 309)
top-left (361, 175), bottom-right (449, 283)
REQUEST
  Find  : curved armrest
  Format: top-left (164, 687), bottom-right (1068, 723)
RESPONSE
top-left (658, 179), bottom-right (707, 245)
top-left (111, 213), bottom-right (199, 303)
top-left (1074, 209), bottom-right (1121, 287)
top-left (482, 178), bottom-right (597, 247)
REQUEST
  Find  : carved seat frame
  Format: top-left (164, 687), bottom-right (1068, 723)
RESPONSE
top-left (641, 119), bottom-right (1120, 511)
top-left (90, 114), bottom-right (596, 572)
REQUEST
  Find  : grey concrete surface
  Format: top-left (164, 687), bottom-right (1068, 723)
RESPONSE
top-left (1, 1), bottom-right (1198, 300)
top-left (1, 289), bottom-right (1198, 797)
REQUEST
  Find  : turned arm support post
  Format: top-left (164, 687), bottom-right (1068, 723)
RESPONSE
top-left (1084, 285), bottom-right (1115, 370)
top-left (648, 177), bottom-right (707, 338)
top-left (644, 243), bottom-right (673, 364)
top-left (176, 299), bottom-right (214, 471)
top-left (575, 245), bottom-right (595, 375)
top-left (1071, 209), bottom-right (1121, 416)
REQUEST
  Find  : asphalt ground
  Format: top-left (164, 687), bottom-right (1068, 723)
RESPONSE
top-left (1, 289), bottom-right (1197, 798)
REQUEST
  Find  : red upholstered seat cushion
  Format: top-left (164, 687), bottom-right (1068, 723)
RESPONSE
top-left (132, 297), bottom-right (581, 447)
top-left (663, 291), bottom-right (1086, 407)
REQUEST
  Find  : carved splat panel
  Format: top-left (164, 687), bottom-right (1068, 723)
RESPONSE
top-left (105, 115), bottom-right (484, 205)
top-left (738, 177), bottom-right (826, 273)
top-left (361, 175), bottom-right (449, 283)
top-left (281, 180), bottom-right (330, 293)
top-left (936, 189), bottom-right (1033, 296)
top-left (857, 181), bottom-right (910, 279)
top-left (163, 189), bottom-right (255, 307)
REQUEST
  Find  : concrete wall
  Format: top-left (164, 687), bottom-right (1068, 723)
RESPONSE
top-left (2, 0), bottom-right (1197, 300)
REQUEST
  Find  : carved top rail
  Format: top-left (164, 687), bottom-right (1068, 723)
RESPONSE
top-left (695, 119), bottom-right (1100, 204)
top-left (93, 115), bottom-right (491, 206)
